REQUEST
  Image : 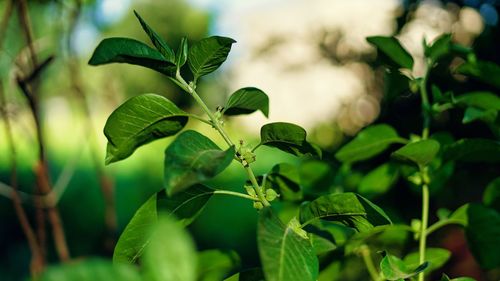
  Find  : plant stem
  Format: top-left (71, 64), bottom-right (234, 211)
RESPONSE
top-left (418, 183), bottom-right (429, 281)
top-left (425, 219), bottom-right (464, 236)
top-left (417, 61), bottom-right (432, 281)
top-left (360, 245), bottom-right (382, 281)
top-left (213, 190), bottom-right (259, 201)
top-left (174, 74), bottom-right (270, 207)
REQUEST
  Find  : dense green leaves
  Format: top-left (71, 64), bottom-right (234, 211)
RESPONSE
top-left (299, 192), bottom-right (392, 232)
top-left (223, 87), bottom-right (269, 117)
top-left (134, 10), bottom-right (175, 62)
top-left (456, 60), bottom-right (500, 89)
top-left (88, 38), bottom-right (175, 75)
top-left (443, 139), bottom-right (500, 163)
top-left (40, 259), bottom-right (142, 281)
top-left (104, 94), bottom-right (188, 164)
top-left (391, 139), bottom-right (440, 167)
top-left (335, 124), bottom-right (406, 163)
top-left (358, 163), bottom-right (399, 198)
top-left (403, 248), bottom-right (451, 274)
top-left (367, 36), bottom-right (414, 69)
top-left (379, 251), bottom-right (428, 280)
top-left (188, 36), bottom-right (236, 81)
top-left (197, 250), bottom-right (240, 281)
top-left (465, 204), bottom-right (500, 269)
top-left (259, 122), bottom-right (320, 157)
top-left (258, 208), bottom-right (318, 281)
top-left (143, 215), bottom-right (197, 281)
top-left (164, 130), bottom-right (234, 195)
top-left (113, 194), bottom-right (157, 264)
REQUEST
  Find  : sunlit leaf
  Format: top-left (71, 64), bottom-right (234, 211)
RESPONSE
top-left (299, 192), bottom-right (392, 232)
top-left (40, 259), bottom-right (142, 281)
top-left (188, 36), bottom-right (236, 81)
top-left (143, 215), bottom-right (197, 281)
top-left (358, 162), bottom-right (399, 198)
top-left (176, 37), bottom-right (189, 68)
top-left (455, 92), bottom-right (500, 111)
top-left (425, 34), bottom-right (452, 63)
top-left (367, 36), bottom-right (414, 69)
top-left (258, 208), bottom-right (318, 281)
top-left (164, 130), bottom-right (234, 195)
top-left (403, 248), bottom-right (451, 274)
top-left (335, 124), bottom-right (406, 163)
top-left (223, 87), bottom-right (269, 117)
top-left (379, 251), bottom-right (428, 280)
top-left (104, 94), bottom-right (188, 164)
top-left (391, 139), bottom-right (440, 167)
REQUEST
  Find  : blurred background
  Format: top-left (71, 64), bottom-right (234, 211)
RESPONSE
top-left (1, 0), bottom-right (499, 280)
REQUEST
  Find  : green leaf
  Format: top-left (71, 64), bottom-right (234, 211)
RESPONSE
top-left (104, 94), bottom-right (188, 164)
top-left (456, 60), bottom-right (500, 89)
top-left (309, 233), bottom-right (337, 255)
top-left (113, 194), bottom-right (157, 264)
top-left (455, 92), bottom-right (500, 111)
top-left (113, 185), bottom-right (215, 264)
top-left (88, 37), bottom-right (175, 75)
top-left (134, 10), bottom-right (175, 62)
top-left (299, 192), bottom-right (392, 232)
top-left (40, 259), bottom-right (142, 281)
top-left (157, 185), bottom-right (214, 226)
top-left (188, 36), bottom-right (236, 81)
top-left (335, 124), bottom-right (406, 163)
top-left (197, 250), bottom-right (240, 281)
top-left (223, 87), bottom-right (269, 117)
top-left (465, 204), bottom-right (500, 269)
top-left (483, 177), bottom-right (500, 211)
top-left (255, 163), bottom-right (302, 202)
top-left (164, 130), bottom-right (235, 195)
top-left (257, 208), bottom-right (318, 281)
top-left (259, 122), bottom-right (321, 157)
top-left (379, 251), bottom-right (428, 280)
top-left (462, 107), bottom-right (498, 124)
top-left (176, 37), bottom-right (189, 68)
top-left (403, 248), bottom-right (451, 274)
top-left (224, 268), bottom-right (265, 281)
top-left (391, 139), bottom-right (440, 167)
top-left (358, 162), bottom-right (399, 198)
top-left (443, 139), bottom-right (500, 163)
top-left (143, 215), bottom-right (197, 281)
top-left (449, 204), bottom-right (469, 227)
top-left (367, 36), bottom-right (414, 69)
top-left (440, 274), bottom-right (476, 281)
top-left (425, 34), bottom-right (452, 63)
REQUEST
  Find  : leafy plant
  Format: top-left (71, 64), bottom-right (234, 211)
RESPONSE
top-left (38, 11), bottom-right (500, 281)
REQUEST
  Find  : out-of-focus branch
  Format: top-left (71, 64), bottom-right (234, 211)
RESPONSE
top-left (64, 0), bottom-right (117, 250)
top-left (15, 0), bottom-right (71, 263)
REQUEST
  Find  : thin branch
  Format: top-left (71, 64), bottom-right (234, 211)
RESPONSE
top-left (0, 80), bottom-right (44, 276)
top-left (15, 0), bottom-right (71, 262)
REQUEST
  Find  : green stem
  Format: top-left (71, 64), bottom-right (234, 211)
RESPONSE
top-left (246, 167), bottom-right (270, 207)
top-left (418, 183), bottom-right (430, 281)
top-left (420, 66), bottom-right (431, 140)
top-left (425, 219), bottom-right (464, 236)
top-left (174, 73), bottom-right (270, 207)
top-left (186, 114), bottom-right (211, 126)
top-left (360, 245), bottom-right (383, 281)
top-left (213, 190), bottom-right (259, 201)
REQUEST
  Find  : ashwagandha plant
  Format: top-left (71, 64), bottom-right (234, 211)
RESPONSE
top-left (36, 11), bottom-right (500, 281)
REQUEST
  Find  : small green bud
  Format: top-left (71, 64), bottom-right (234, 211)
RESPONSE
top-left (408, 173), bottom-right (422, 185)
top-left (244, 185), bottom-right (256, 197)
top-left (253, 201), bottom-right (264, 210)
top-left (409, 80), bottom-right (419, 93)
top-left (265, 189), bottom-right (279, 202)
